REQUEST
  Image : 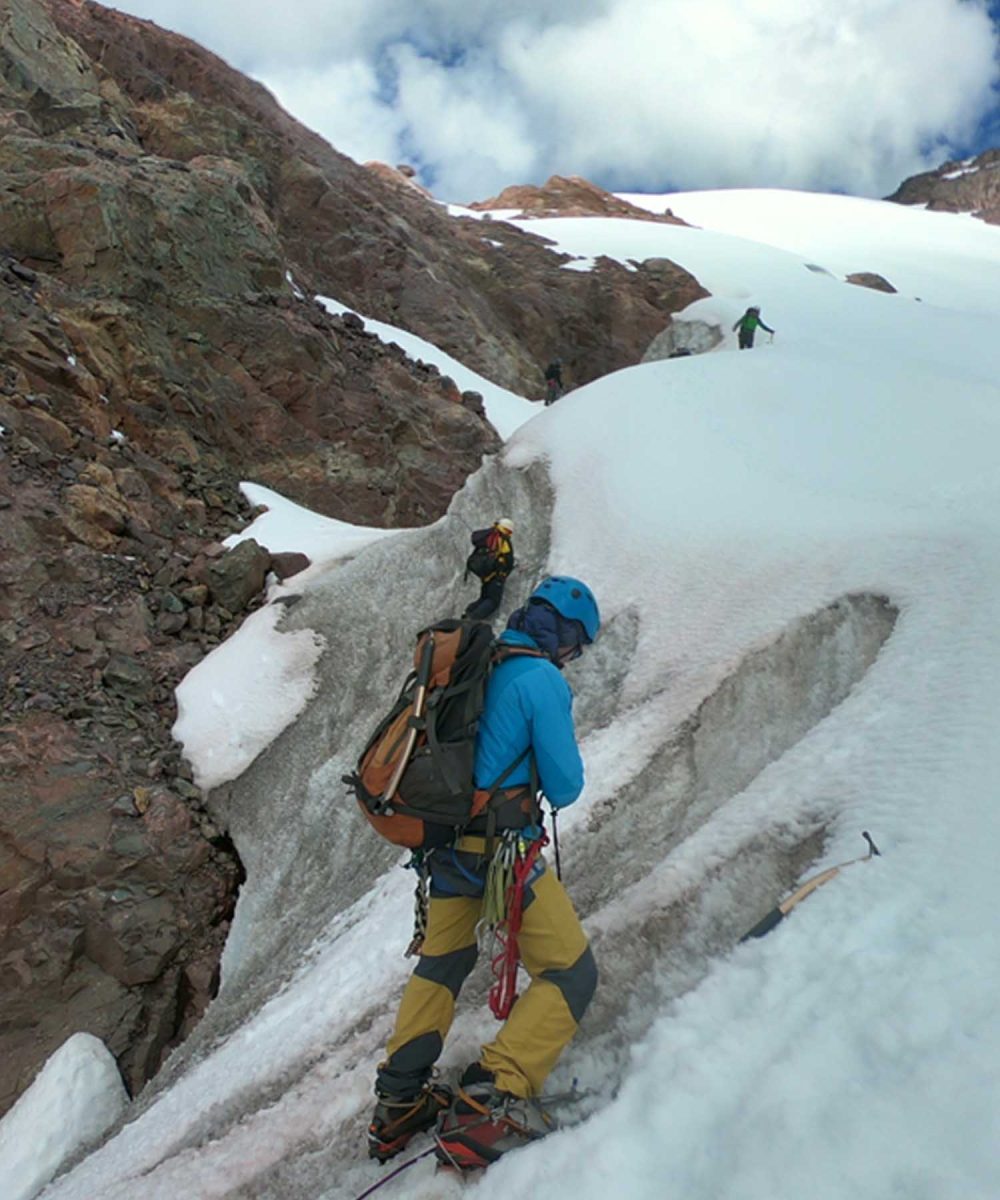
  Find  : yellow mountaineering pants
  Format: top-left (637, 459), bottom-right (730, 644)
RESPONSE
top-left (380, 848), bottom-right (597, 1100)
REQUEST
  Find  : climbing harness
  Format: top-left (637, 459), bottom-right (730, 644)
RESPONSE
top-left (478, 829), bottom-right (548, 1020)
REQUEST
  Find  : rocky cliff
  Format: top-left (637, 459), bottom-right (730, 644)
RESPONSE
top-left (886, 148), bottom-right (1000, 224)
top-left (47, 0), bottom-right (706, 396)
top-left (0, 0), bottom-right (508, 1115)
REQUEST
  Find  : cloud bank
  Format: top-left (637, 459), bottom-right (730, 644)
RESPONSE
top-left (117, 0), bottom-right (999, 201)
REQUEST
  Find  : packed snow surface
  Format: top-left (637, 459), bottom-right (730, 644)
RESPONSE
top-left (173, 601), bottom-right (325, 791)
top-left (7, 189), bottom-right (1000, 1200)
top-left (0, 1035), bottom-right (127, 1200)
top-left (226, 482), bottom-right (403, 571)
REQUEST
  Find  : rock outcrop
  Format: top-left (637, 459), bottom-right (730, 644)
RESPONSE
top-left (468, 174), bottom-right (688, 224)
top-left (363, 160), bottom-right (435, 199)
top-left (845, 272), bottom-right (897, 294)
top-left (45, 2), bottom-right (706, 395)
top-left (886, 149), bottom-right (1000, 225)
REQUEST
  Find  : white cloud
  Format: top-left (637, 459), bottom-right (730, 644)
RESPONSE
top-left (266, 59), bottom-right (405, 167)
top-left (114, 0), bottom-right (998, 200)
top-left (115, 0), bottom-right (395, 66)
top-left (391, 41), bottom-right (538, 184)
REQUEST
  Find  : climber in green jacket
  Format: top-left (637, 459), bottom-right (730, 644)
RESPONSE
top-left (733, 306), bottom-right (775, 349)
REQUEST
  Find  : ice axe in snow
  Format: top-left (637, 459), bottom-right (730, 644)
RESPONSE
top-left (740, 831), bottom-right (880, 942)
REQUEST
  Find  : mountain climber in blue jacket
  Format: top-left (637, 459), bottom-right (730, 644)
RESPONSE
top-left (368, 577), bottom-right (600, 1169)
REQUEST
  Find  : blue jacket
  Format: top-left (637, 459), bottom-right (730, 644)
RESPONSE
top-left (473, 630), bottom-right (584, 809)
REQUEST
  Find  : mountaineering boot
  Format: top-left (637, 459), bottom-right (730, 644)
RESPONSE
top-left (434, 1064), bottom-right (556, 1171)
top-left (368, 1081), bottom-right (453, 1163)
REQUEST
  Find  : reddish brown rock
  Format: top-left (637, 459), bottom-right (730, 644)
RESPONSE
top-left (363, 160), bottom-right (435, 199)
top-left (205, 539), bottom-right (271, 614)
top-left (269, 551), bottom-right (311, 580)
top-left (64, 482), bottom-right (129, 547)
top-left (845, 272), bottom-right (897, 294)
top-left (48, 3), bottom-right (705, 396)
top-left (886, 149), bottom-right (1000, 226)
top-left (0, 714), bottom-right (241, 1111)
top-left (469, 174), bottom-right (689, 225)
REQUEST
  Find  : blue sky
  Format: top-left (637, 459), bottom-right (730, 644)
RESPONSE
top-left (964, 0), bottom-right (1000, 156)
top-left (114, 0), bottom-right (1000, 202)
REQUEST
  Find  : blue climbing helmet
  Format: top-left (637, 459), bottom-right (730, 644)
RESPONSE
top-left (529, 576), bottom-right (600, 643)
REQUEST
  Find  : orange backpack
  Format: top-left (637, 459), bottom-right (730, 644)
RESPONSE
top-left (344, 619), bottom-right (537, 849)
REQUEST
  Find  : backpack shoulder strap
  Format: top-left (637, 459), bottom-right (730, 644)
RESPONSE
top-left (481, 746), bottom-right (538, 865)
top-left (492, 643), bottom-right (547, 667)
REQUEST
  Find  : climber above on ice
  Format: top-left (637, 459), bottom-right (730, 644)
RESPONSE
top-left (462, 518), bottom-right (515, 621)
top-left (543, 358), bottom-right (564, 404)
top-left (368, 576), bottom-right (601, 1171)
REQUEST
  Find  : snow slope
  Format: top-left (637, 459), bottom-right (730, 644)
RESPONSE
top-left (7, 190), bottom-right (1000, 1200)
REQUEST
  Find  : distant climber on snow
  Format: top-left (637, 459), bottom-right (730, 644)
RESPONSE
top-left (462, 518), bottom-right (514, 620)
top-left (543, 358), bottom-right (564, 405)
top-left (733, 305), bottom-right (775, 349)
top-left (367, 576), bottom-right (601, 1172)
